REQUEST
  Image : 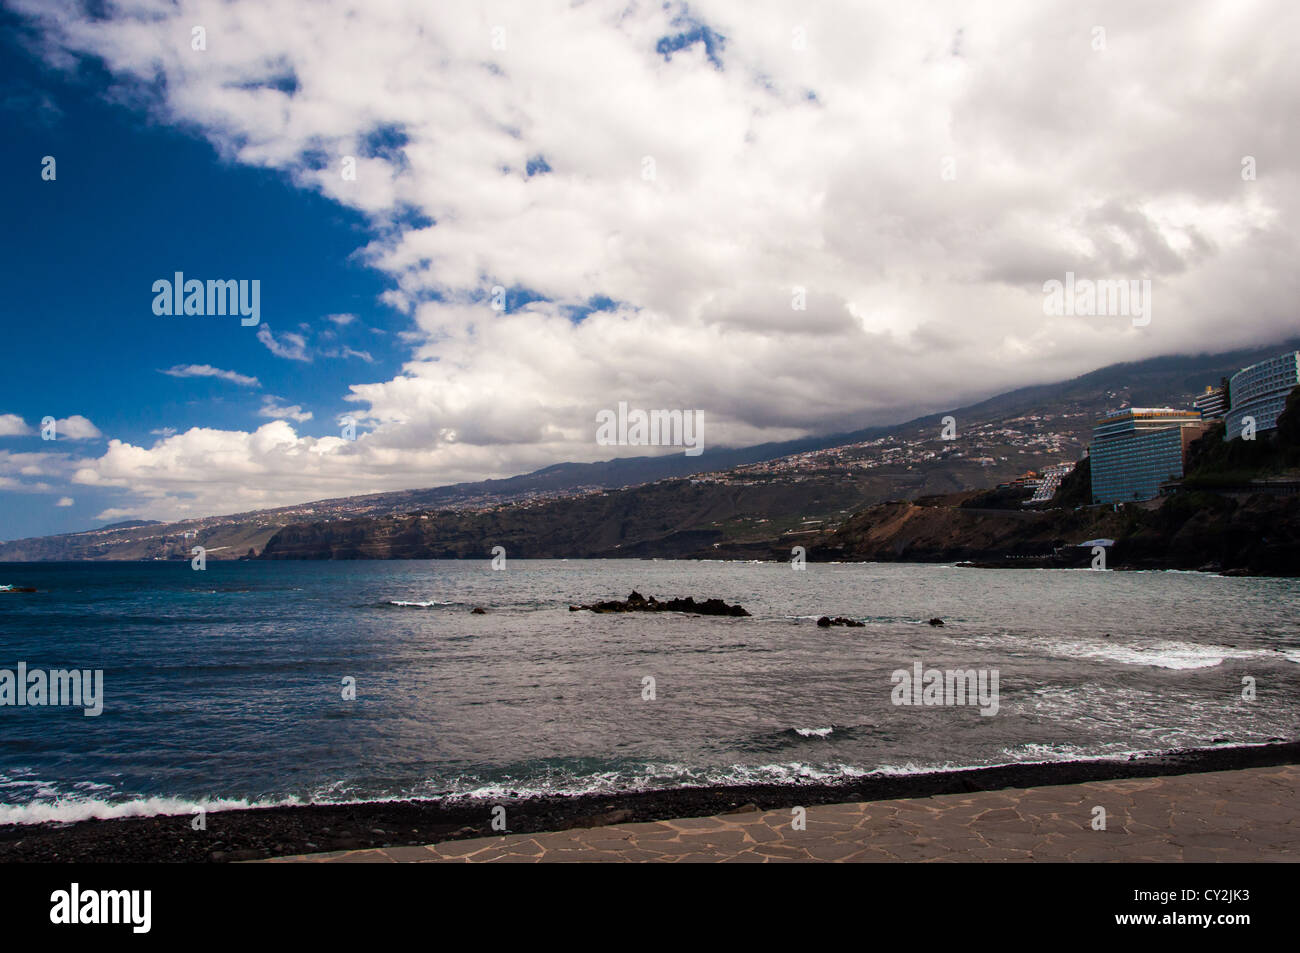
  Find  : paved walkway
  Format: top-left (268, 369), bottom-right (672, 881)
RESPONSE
top-left (268, 764), bottom-right (1300, 863)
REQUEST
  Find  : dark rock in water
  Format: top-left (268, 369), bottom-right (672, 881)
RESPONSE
top-left (927, 618), bottom-right (944, 627)
top-left (470, 607), bottom-right (487, 614)
top-left (816, 616), bottom-right (865, 628)
top-left (0, 587), bottom-right (36, 593)
top-left (572, 591), bottom-right (749, 617)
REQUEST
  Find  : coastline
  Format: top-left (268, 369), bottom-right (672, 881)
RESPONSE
top-left (3, 740), bottom-right (1296, 863)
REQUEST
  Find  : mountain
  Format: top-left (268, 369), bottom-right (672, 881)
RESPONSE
top-left (802, 406), bottom-right (1300, 576)
top-left (3, 338), bottom-right (1297, 562)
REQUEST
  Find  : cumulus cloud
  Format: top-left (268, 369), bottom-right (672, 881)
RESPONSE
top-left (0, 449), bottom-right (90, 496)
top-left (0, 414), bottom-right (100, 440)
top-left (54, 416), bottom-right (102, 440)
top-left (13, 0), bottom-right (1300, 519)
top-left (161, 364), bottom-right (261, 387)
top-left (55, 496), bottom-right (74, 507)
top-left (0, 414), bottom-right (32, 437)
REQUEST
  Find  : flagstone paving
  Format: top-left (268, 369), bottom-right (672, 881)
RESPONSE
top-left (266, 764), bottom-right (1300, 863)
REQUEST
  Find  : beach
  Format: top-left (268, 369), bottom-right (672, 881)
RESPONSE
top-left (3, 741), bottom-right (1296, 863)
top-left (272, 763), bottom-right (1300, 863)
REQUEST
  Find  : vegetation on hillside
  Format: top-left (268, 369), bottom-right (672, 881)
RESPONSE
top-left (1182, 385), bottom-right (1300, 485)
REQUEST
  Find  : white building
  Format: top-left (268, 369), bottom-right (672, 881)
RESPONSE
top-left (1225, 350), bottom-right (1300, 441)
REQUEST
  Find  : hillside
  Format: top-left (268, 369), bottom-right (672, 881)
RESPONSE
top-left (3, 339), bottom-right (1297, 561)
top-left (802, 389), bottom-right (1300, 576)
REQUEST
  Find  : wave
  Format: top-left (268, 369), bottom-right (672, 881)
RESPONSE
top-left (951, 632), bottom-right (1299, 670)
top-left (1045, 638), bottom-right (1300, 670)
top-left (794, 726), bottom-right (834, 738)
top-left (736, 723), bottom-right (878, 755)
top-left (5, 739), bottom-right (1291, 825)
top-left (385, 600), bottom-right (454, 608)
top-left (0, 794), bottom-right (305, 826)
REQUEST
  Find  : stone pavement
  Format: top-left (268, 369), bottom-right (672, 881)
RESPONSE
top-left (267, 764), bottom-right (1300, 863)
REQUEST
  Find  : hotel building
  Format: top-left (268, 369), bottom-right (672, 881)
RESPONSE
top-left (1090, 408), bottom-right (1208, 504)
top-left (1193, 383), bottom-right (1228, 420)
top-left (1224, 350), bottom-right (1300, 441)
top-left (1027, 462), bottom-right (1076, 504)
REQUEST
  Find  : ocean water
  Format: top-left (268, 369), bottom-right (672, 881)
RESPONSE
top-left (0, 560), bottom-right (1297, 824)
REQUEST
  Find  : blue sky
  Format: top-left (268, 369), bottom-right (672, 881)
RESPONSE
top-left (1, 13), bottom-right (404, 539)
top-left (2, 1), bottom-right (1297, 541)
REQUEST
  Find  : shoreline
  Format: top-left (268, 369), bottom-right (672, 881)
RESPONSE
top-left (3, 740), bottom-right (1296, 863)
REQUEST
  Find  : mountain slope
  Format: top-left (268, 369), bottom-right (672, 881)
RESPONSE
top-left (3, 338), bottom-right (1296, 561)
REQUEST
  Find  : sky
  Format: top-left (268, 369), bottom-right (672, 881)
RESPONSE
top-left (1, 0), bottom-right (1297, 540)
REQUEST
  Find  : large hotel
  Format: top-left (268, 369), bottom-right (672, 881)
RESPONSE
top-left (1089, 348), bottom-right (1300, 505)
top-left (1225, 350), bottom-right (1300, 440)
top-left (1089, 409), bottom-right (1208, 504)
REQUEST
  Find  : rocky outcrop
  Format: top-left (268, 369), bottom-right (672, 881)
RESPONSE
top-left (809, 489), bottom-right (1300, 576)
top-left (569, 591), bottom-right (750, 617)
top-left (815, 616), bottom-right (865, 628)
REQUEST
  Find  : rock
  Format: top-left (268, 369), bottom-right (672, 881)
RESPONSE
top-left (572, 592), bottom-right (749, 617)
top-left (817, 615), bottom-right (865, 628)
top-left (927, 617), bottom-right (944, 627)
top-left (470, 607), bottom-right (487, 614)
top-left (724, 802), bottom-right (760, 814)
top-left (224, 848), bottom-right (265, 862)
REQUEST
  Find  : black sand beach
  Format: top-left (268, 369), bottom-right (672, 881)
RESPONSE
top-left (3, 741), bottom-right (1295, 863)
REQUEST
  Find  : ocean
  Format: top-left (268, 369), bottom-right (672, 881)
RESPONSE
top-left (1, 560), bottom-right (1297, 824)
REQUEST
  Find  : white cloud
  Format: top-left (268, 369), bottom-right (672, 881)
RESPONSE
top-left (0, 414), bottom-right (32, 437)
top-left (93, 507), bottom-right (146, 523)
top-left (162, 364), bottom-right (261, 387)
top-left (256, 324), bottom-right (311, 361)
top-left (55, 496), bottom-right (74, 507)
top-left (327, 346), bottom-right (374, 363)
top-left (258, 397), bottom-right (313, 423)
top-left (55, 416), bottom-right (102, 440)
top-left (326, 313), bottom-right (356, 325)
top-left (12, 0), bottom-right (1300, 520)
top-left (0, 414), bottom-right (100, 440)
